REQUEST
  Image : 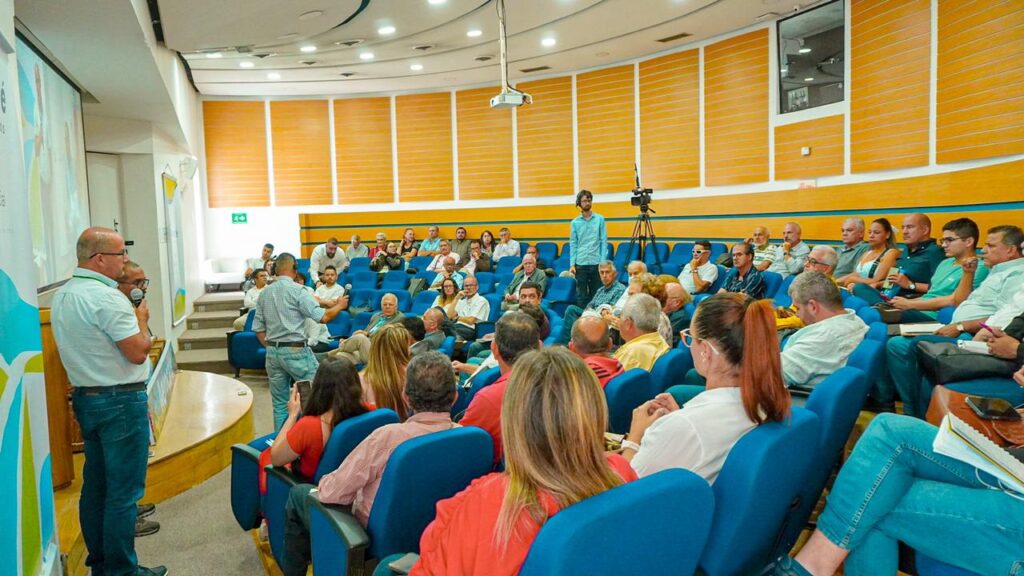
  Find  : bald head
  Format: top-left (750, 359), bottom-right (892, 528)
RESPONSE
top-left (423, 308), bottom-right (444, 332)
top-left (570, 315), bottom-right (612, 357)
top-left (663, 282), bottom-right (687, 313)
top-left (76, 227), bottom-right (127, 280)
top-left (902, 213), bottom-right (932, 244)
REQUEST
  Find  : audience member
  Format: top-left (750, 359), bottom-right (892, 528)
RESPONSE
top-left (313, 266), bottom-right (347, 308)
top-left (555, 260), bottom-right (625, 344)
top-left (368, 233), bottom-right (388, 258)
top-left (766, 414), bottom-right (1024, 576)
top-left (501, 255), bottom-right (547, 310)
top-left (479, 230), bottom-right (496, 256)
top-left (518, 302), bottom-right (551, 342)
top-left (370, 241), bottom-right (405, 273)
top-left (459, 239), bottom-right (492, 275)
top-left (663, 282), bottom-right (692, 347)
top-left (450, 275), bottom-right (490, 341)
top-left (413, 348), bottom-right (636, 576)
top-left (749, 227), bottom-right (780, 272)
top-left (679, 240), bottom-right (719, 295)
top-left (281, 352), bottom-right (458, 576)
top-left (459, 283), bottom-right (546, 365)
top-left (886, 225), bottom-right (1024, 417)
top-left (512, 245), bottom-right (554, 276)
top-left (614, 293), bottom-right (670, 371)
top-left (425, 240), bottom-right (460, 273)
top-left (835, 218), bottom-right (869, 277)
top-left (431, 278), bottom-right (460, 318)
top-left (460, 312), bottom-right (542, 464)
top-left (245, 242), bottom-right (275, 278)
top-left (569, 189), bottom-right (609, 308)
top-left (330, 293), bottom-right (405, 366)
top-left (346, 235), bottom-right (368, 259)
top-left (719, 243), bottom-right (767, 299)
top-left (254, 253), bottom-right (347, 430)
top-left (360, 323), bottom-right (413, 419)
top-left (235, 272), bottom-right (268, 330)
top-left (450, 226), bottom-right (472, 263)
top-left (606, 260), bottom-right (648, 316)
top-left (411, 309), bottom-right (446, 355)
top-left (310, 237), bottom-right (349, 284)
top-left (418, 225), bottom-right (443, 257)
top-left (838, 218), bottom-right (900, 290)
top-left (767, 222), bottom-right (810, 278)
top-left (623, 293), bottom-right (790, 481)
top-left (492, 227), bottom-right (521, 261)
top-left (776, 245), bottom-right (839, 331)
top-left (400, 228), bottom-right (419, 260)
top-left (851, 213), bottom-right (943, 300)
top-left (569, 316), bottom-right (625, 387)
top-left (429, 256), bottom-right (465, 290)
top-left (782, 272), bottom-right (868, 388)
top-left (115, 260), bottom-right (149, 300)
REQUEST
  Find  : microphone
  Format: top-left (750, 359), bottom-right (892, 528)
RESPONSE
top-left (130, 288), bottom-right (145, 308)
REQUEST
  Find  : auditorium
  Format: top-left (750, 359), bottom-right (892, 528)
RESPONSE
top-left (2, 0), bottom-right (1023, 574)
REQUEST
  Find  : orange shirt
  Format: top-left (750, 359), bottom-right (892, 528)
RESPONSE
top-left (411, 454), bottom-right (638, 576)
top-left (258, 415), bottom-right (326, 493)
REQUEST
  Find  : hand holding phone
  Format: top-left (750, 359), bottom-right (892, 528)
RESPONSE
top-left (294, 380), bottom-right (312, 413)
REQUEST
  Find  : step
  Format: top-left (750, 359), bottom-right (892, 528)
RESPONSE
top-left (194, 291), bottom-right (245, 313)
top-left (179, 327), bottom-right (233, 351)
top-left (175, 348), bottom-right (235, 375)
top-left (186, 310), bottom-right (241, 330)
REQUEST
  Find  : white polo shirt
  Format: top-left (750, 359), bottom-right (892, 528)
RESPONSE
top-left (455, 293), bottom-right (490, 328)
top-left (52, 267), bottom-right (151, 387)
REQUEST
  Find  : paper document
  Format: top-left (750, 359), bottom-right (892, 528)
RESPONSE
top-left (899, 323), bottom-right (944, 337)
top-left (933, 414), bottom-right (1024, 496)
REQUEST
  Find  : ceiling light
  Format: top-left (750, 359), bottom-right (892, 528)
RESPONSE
top-left (410, 64), bottom-right (423, 71)
top-left (804, 77), bottom-right (815, 82)
top-left (428, 0), bottom-right (447, 4)
top-left (798, 47), bottom-right (812, 54)
top-left (205, 52), bottom-right (223, 59)
top-left (268, 72), bottom-right (281, 80)
top-left (300, 45), bottom-right (317, 53)
top-left (239, 61), bottom-right (254, 68)
top-left (299, 10), bottom-right (323, 21)
top-left (360, 52), bottom-right (375, 60)
top-left (378, 25), bottom-right (396, 35)
top-left (467, 29), bottom-right (482, 38)
top-left (541, 37), bottom-right (556, 47)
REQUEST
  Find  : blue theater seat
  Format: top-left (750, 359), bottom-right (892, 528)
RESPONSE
top-left (227, 309), bottom-right (265, 377)
top-left (410, 290), bottom-right (439, 316)
top-left (604, 369), bottom-right (652, 435)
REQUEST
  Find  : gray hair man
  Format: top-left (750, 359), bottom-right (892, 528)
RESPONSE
top-left (614, 293), bottom-right (670, 371)
top-left (835, 218), bottom-right (869, 277)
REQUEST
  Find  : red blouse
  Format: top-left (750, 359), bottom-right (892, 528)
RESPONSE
top-left (258, 415), bottom-right (327, 493)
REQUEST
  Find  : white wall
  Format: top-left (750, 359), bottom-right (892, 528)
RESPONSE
top-left (86, 152), bottom-right (123, 231)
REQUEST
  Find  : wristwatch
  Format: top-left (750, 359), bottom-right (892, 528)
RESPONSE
top-left (956, 322), bottom-right (965, 332)
top-left (908, 282), bottom-right (917, 292)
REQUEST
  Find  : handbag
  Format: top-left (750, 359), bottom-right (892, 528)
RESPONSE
top-left (914, 341), bottom-right (1019, 385)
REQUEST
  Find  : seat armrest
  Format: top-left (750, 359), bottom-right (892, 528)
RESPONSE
top-left (229, 443), bottom-right (265, 530)
top-left (309, 496), bottom-right (370, 576)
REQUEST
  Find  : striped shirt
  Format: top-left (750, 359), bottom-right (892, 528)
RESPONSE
top-left (721, 267), bottom-right (767, 299)
top-left (253, 276), bottom-right (326, 342)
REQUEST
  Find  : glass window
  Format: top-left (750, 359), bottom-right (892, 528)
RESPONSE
top-left (778, 1), bottom-right (845, 114)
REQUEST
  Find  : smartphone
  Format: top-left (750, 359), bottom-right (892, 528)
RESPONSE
top-left (965, 396), bottom-right (1021, 421)
top-left (295, 380), bottom-right (312, 411)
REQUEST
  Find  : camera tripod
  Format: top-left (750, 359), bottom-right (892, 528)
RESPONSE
top-left (626, 204), bottom-right (663, 274)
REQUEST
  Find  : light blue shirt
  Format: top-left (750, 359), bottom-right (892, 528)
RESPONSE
top-left (952, 258), bottom-right (1024, 323)
top-left (767, 241), bottom-right (811, 278)
top-left (52, 267), bottom-right (151, 386)
top-left (570, 212), bottom-right (608, 266)
top-left (253, 276), bottom-right (326, 342)
top-left (418, 237), bottom-right (443, 253)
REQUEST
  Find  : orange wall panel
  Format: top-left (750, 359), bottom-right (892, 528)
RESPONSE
top-left (639, 49), bottom-right (700, 190)
top-left (334, 97), bottom-right (393, 204)
top-left (936, 0), bottom-right (1024, 163)
top-left (774, 115), bottom-right (845, 180)
top-left (395, 92), bottom-right (454, 202)
top-left (704, 29), bottom-right (769, 186)
top-left (850, 0), bottom-right (931, 173)
top-left (456, 87), bottom-right (514, 200)
top-left (270, 100), bottom-right (332, 206)
top-left (517, 77), bottom-right (575, 198)
top-left (202, 101), bottom-right (269, 208)
top-left (577, 65), bottom-right (636, 193)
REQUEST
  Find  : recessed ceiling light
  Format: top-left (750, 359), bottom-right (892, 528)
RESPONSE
top-left (410, 63), bottom-right (424, 71)
top-left (467, 29), bottom-right (482, 38)
top-left (205, 52), bottom-right (223, 59)
top-left (360, 52), bottom-right (375, 60)
top-left (240, 61), bottom-right (254, 68)
top-left (378, 25), bottom-right (396, 35)
top-left (798, 47), bottom-right (812, 54)
top-left (428, 0), bottom-right (447, 4)
top-left (541, 37), bottom-right (557, 47)
top-left (299, 10), bottom-right (323, 21)
top-left (804, 77), bottom-right (815, 82)
top-left (268, 72), bottom-right (281, 80)
top-left (300, 45), bottom-right (317, 53)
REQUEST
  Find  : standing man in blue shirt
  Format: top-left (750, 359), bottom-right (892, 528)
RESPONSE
top-left (569, 189), bottom-right (608, 308)
top-left (52, 227), bottom-right (166, 576)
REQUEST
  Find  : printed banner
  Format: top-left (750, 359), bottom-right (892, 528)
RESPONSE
top-left (162, 173), bottom-right (187, 326)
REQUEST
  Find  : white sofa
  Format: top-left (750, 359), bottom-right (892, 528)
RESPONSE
top-left (203, 258), bottom-right (248, 291)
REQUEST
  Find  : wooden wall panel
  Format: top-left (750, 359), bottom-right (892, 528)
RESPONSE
top-left (851, 0), bottom-right (931, 172)
top-left (577, 65), bottom-right (636, 193)
top-left (395, 93), bottom-right (454, 202)
top-left (704, 29), bottom-right (770, 186)
top-left (456, 87), bottom-right (514, 200)
top-left (937, 0), bottom-right (1024, 163)
top-left (202, 101), bottom-right (269, 207)
top-left (270, 100), bottom-right (332, 206)
top-left (334, 97), bottom-right (393, 204)
top-left (517, 77), bottom-right (575, 197)
top-left (774, 115), bottom-right (845, 180)
top-left (639, 49), bottom-right (700, 190)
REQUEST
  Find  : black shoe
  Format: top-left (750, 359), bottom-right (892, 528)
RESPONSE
top-left (137, 503), bottom-right (156, 519)
top-left (136, 566), bottom-right (168, 576)
top-left (135, 518), bottom-right (160, 538)
top-left (862, 397), bottom-right (896, 413)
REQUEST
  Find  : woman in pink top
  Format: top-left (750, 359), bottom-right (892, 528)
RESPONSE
top-left (412, 347), bottom-right (637, 576)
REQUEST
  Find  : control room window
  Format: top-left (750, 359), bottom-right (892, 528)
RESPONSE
top-left (778, 0), bottom-right (845, 114)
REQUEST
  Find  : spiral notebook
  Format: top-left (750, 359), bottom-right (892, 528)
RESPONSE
top-left (933, 413), bottom-right (1024, 496)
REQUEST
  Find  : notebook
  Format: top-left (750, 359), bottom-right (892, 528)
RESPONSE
top-left (899, 323), bottom-right (944, 337)
top-left (933, 413), bottom-right (1024, 496)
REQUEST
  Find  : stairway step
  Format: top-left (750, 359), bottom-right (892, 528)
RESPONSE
top-left (176, 348), bottom-right (235, 375)
top-left (187, 310), bottom-right (240, 330)
top-left (179, 327), bottom-right (233, 351)
top-left (194, 291), bottom-right (245, 312)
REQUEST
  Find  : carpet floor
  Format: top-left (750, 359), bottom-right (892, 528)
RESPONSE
top-left (134, 373), bottom-right (274, 575)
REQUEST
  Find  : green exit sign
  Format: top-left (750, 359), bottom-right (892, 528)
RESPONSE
top-left (231, 212), bottom-right (248, 224)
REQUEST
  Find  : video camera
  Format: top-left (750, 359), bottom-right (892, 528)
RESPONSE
top-left (630, 163), bottom-right (653, 211)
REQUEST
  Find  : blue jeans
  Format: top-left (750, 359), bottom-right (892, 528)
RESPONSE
top-left (817, 413), bottom-right (1024, 575)
top-left (266, 346), bottom-right (319, 431)
top-left (72, 388), bottom-right (151, 576)
top-left (555, 305), bottom-right (585, 345)
top-left (575, 265), bottom-right (600, 308)
top-left (886, 334), bottom-right (966, 418)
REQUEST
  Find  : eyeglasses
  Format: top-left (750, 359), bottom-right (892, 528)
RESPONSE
top-left (680, 329), bottom-right (720, 355)
top-left (805, 257), bottom-right (828, 268)
top-left (692, 250), bottom-right (707, 255)
top-left (119, 278), bottom-right (150, 289)
top-left (90, 249), bottom-right (128, 259)
top-left (940, 236), bottom-right (964, 245)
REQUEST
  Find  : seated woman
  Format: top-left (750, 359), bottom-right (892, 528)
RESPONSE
top-left (837, 217), bottom-right (901, 291)
top-left (622, 292), bottom-right (790, 482)
top-left (431, 277), bottom-right (460, 319)
top-left (766, 411), bottom-right (1024, 576)
top-left (361, 323), bottom-right (412, 420)
top-left (411, 347), bottom-right (637, 575)
top-left (258, 356), bottom-right (369, 492)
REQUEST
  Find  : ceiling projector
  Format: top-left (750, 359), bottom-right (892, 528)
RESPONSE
top-left (490, 91), bottom-right (531, 109)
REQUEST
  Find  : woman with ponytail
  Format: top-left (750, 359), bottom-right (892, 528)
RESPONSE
top-left (622, 292), bottom-right (790, 482)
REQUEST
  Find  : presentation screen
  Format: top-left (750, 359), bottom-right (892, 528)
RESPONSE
top-left (16, 34), bottom-right (90, 291)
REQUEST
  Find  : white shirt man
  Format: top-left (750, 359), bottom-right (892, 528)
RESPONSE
top-left (346, 235), bottom-right (368, 259)
top-left (310, 239), bottom-right (349, 284)
top-left (243, 270), bottom-right (269, 309)
top-left (492, 228), bottom-right (521, 261)
top-left (426, 240), bottom-right (461, 273)
top-left (454, 279), bottom-right (490, 334)
top-left (679, 243), bottom-right (719, 295)
top-left (314, 267), bottom-right (347, 307)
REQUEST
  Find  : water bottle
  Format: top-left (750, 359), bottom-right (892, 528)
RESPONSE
top-left (883, 267), bottom-right (902, 298)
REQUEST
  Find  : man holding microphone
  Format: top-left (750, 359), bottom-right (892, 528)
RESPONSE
top-left (52, 228), bottom-right (165, 576)
top-left (569, 189), bottom-right (608, 308)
